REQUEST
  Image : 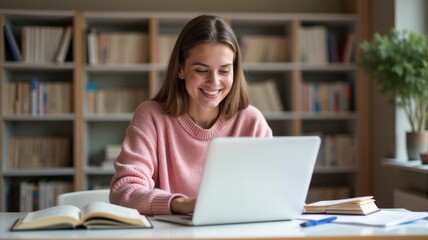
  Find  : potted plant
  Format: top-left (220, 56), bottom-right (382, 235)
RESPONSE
top-left (357, 28), bottom-right (428, 160)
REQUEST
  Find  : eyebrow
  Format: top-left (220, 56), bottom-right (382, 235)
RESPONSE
top-left (192, 62), bottom-right (233, 68)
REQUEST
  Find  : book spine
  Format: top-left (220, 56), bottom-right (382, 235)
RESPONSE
top-left (31, 78), bottom-right (38, 115)
top-left (55, 26), bottom-right (72, 64)
top-left (3, 25), bottom-right (23, 61)
top-left (87, 28), bottom-right (98, 65)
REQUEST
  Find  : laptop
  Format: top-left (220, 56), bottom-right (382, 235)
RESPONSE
top-left (154, 136), bottom-right (321, 226)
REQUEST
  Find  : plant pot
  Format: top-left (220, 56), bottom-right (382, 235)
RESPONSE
top-left (419, 152), bottom-right (428, 164)
top-left (406, 131), bottom-right (428, 160)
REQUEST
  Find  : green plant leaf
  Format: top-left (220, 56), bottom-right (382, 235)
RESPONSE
top-left (357, 28), bottom-right (428, 132)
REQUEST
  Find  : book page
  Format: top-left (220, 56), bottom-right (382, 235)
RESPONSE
top-left (15, 205), bottom-right (81, 230)
top-left (81, 202), bottom-right (150, 227)
top-left (307, 196), bottom-right (373, 207)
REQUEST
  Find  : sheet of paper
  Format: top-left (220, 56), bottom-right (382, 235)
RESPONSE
top-left (298, 210), bottom-right (428, 227)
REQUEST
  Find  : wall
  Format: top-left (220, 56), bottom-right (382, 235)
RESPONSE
top-left (370, 0), bottom-right (397, 208)
top-left (395, 0), bottom-right (427, 159)
top-left (0, 0), bottom-right (353, 13)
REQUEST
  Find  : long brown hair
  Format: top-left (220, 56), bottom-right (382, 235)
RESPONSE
top-left (152, 15), bottom-right (249, 119)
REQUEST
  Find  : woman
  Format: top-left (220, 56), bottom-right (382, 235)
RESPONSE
top-left (109, 15), bottom-right (272, 216)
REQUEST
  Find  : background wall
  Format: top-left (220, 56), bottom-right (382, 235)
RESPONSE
top-left (370, 0), bottom-right (397, 208)
top-left (0, 0), bottom-right (354, 13)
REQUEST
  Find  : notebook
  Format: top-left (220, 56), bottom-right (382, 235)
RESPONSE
top-left (154, 136), bottom-right (321, 226)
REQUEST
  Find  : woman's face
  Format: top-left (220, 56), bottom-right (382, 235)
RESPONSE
top-left (178, 42), bottom-right (234, 115)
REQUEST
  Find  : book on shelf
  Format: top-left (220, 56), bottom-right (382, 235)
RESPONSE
top-left (340, 32), bottom-right (355, 63)
top-left (55, 25), bottom-right (72, 64)
top-left (8, 137), bottom-right (71, 168)
top-left (3, 25), bottom-right (23, 61)
top-left (87, 28), bottom-right (98, 65)
top-left (327, 32), bottom-right (339, 62)
top-left (20, 181), bottom-right (73, 212)
top-left (158, 34), bottom-right (178, 64)
top-left (11, 201), bottom-right (152, 231)
top-left (248, 79), bottom-right (283, 112)
top-left (86, 84), bottom-right (147, 114)
top-left (21, 26), bottom-right (66, 63)
top-left (241, 35), bottom-right (288, 62)
top-left (323, 134), bottom-right (355, 167)
top-left (93, 31), bottom-right (148, 64)
top-left (6, 80), bottom-right (72, 115)
top-left (301, 81), bottom-right (351, 113)
top-left (101, 144), bottom-right (121, 168)
top-left (303, 196), bottom-right (379, 215)
top-left (299, 26), bottom-right (328, 64)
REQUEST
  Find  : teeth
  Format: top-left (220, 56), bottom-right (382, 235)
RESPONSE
top-left (202, 89), bottom-right (220, 95)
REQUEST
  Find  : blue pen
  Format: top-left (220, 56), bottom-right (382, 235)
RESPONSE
top-left (300, 216), bottom-right (337, 227)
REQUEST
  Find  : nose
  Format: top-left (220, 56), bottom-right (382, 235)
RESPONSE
top-left (207, 71), bottom-right (220, 85)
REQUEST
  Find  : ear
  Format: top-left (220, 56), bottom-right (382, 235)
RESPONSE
top-left (178, 68), bottom-right (184, 79)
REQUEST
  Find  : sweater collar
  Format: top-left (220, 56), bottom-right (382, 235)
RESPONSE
top-left (177, 113), bottom-right (229, 140)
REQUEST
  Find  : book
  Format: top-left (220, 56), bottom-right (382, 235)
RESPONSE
top-left (248, 79), bottom-right (283, 112)
top-left (11, 201), bottom-right (152, 231)
top-left (340, 32), bottom-right (355, 63)
top-left (3, 25), bottom-right (23, 61)
top-left (87, 28), bottom-right (98, 65)
top-left (303, 196), bottom-right (379, 215)
top-left (241, 35), bottom-right (288, 62)
top-left (21, 26), bottom-right (64, 63)
top-left (55, 25), bottom-right (72, 64)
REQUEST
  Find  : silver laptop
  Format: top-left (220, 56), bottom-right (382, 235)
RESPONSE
top-left (154, 136), bottom-right (320, 226)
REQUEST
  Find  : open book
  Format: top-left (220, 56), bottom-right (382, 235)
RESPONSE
top-left (303, 196), bottom-right (379, 215)
top-left (12, 202), bottom-right (152, 231)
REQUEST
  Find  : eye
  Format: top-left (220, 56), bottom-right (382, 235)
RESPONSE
top-left (220, 69), bottom-right (231, 74)
top-left (195, 69), bottom-right (208, 73)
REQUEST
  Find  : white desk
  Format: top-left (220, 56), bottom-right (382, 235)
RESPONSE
top-left (1, 212), bottom-right (428, 239)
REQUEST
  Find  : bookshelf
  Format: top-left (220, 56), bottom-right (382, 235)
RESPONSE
top-left (0, 1), bottom-right (370, 211)
top-left (0, 10), bottom-right (76, 211)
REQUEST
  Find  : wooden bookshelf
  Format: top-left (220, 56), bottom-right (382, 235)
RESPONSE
top-left (0, 1), bottom-right (370, 211)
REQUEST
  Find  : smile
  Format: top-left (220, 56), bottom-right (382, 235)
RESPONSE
top-left (201, 89), bottom-right (221, 96)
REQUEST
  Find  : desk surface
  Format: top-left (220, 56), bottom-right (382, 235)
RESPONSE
top-left (1, 212), bottom-right (427, 240)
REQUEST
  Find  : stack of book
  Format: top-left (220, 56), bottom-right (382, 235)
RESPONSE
top-left (8, 137), bottom-right (71, 168)
top-left (241, 35), bottom-right (288, 62)
top-left (299, 26), bottom-right (355, 64)
top-left (20, 25), bottom-right (72, 64)
top-left (301, 81), bottom-right (352, 112)
top-left (299, 26), bottom-right (328, 64)
top-left (158, 34), bottom-right (178, 64)
top-left (101, 144), bottom-right (122, 168)
top-left (19, 181), bottom-right (73, 211)
top-left (248, 80), bottom-right (283, 112)
top-left (322, 134), bottom-right (355, 167)
top-left (5, 79), bottom-right (72, 115)
top-left (304, 196), bottom-right (380, 215)
top-left (87, 29), bottom-right (148, 64)
top-left (86, 84), bottom-right (147, 113)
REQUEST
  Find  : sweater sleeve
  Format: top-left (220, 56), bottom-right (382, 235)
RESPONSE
top-left (109, 104), bottom-right (184, 215)
top-left (245, 105), bottom-right (273, 137)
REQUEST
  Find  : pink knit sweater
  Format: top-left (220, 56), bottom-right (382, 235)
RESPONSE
top-left (109, 101), bottom-right (272, 215)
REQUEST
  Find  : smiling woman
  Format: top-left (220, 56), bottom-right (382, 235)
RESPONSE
top-left (178, 42), bottom-right (234, 128)
top-left (109, 15), bottom-right (273, 216)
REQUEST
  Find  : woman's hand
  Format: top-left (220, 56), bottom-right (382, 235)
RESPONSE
top-left (170, 197), bottom-right (196, 214)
